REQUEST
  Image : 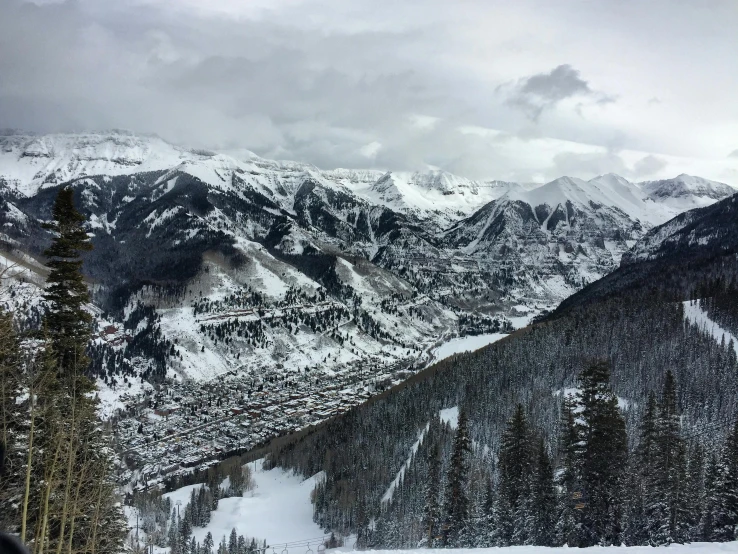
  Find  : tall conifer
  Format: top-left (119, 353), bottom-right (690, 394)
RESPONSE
top-left (442, 409), bottom-right (471, 546)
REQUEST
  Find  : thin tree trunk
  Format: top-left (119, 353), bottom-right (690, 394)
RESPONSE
top-left (21, 397), bottom-right (37, 543)
top-left (87, 473), bottom-right (106, 554)
top-left (36, 415), bottom-right (64, 554)
top-left (67, 430), bottom-right (93, 554)
top-left (56, 383), bottom-right (78, 554)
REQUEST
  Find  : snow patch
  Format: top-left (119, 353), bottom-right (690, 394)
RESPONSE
top-left (431, 333), bottom-right (507, 362)
top-left (439, 406), bottom-right (459, 429)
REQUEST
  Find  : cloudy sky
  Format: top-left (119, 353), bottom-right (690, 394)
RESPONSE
top-left (1, 0), bottom-right (737, 184)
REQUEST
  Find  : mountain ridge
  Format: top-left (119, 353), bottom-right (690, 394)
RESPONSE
top-left (0, 130), bottom-right (735, 394)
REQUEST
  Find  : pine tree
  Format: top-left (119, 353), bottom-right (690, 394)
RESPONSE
top-left (646, 371), bottom-right (689, 545)
top-left (0, 309), bottom-right (24, 533)
top-left (576, 361), bottom-right (628, 546)
top-left (169, 510), bottom-right (180, 553)
top-left (442, 409), bottom-right (471, 546)
top-left (555, 395), bottom-right (580, 546)
top-left (228, 528), bottom-right (238, 554)
top-left (496, 404), bottom-right (533, 545)
top-left (685, 443), bottom-right (705, 540)
top-left (715, 418), bottom-right (738, 541)
top-left (635, 390), bottom-right (659, 544)
top-left (42, 186), bottom-right (93, 382)
top-left (480, 476), bottom-right (496, 547)
top-left (181, 511), bottom-right (193, 551)
top-left (0, 187), bottom-right (126, 554)
top-left (700, 454), bottom-right (720, 541)
top-left (203, 531), bottom-right (214, 554)
top-left (421, 440), bottom-right (441, 546)
top-left (529, 437), bottom-right (556, 545)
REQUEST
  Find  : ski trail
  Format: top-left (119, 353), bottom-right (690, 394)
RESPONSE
top-left (683, 300), bottom-right (738, 357)
top-left (381, 422), bottom-right (430, 505)
top-left (381, 405), bottom-right (460, 506)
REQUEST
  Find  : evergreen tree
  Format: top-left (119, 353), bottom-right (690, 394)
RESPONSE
top-left (715, 418), bottom-right (738, 541)
top-left (0, 309), bottom-right (23, 533)
top-left (633, 390), bottom-right (658, 544)
top-left (555, 395), bottom-right (580, 546)
top-left (480, 477), bottom-right (496, 547)
top-left (442, 409), bottom-right (471, 546)
top-left (646, 371), bottom-right (688, 544)
top-left (685, 443), bottom-right (705, 540)
top-left (576, 361), bottom-right (628, 546)
top-left (496, 404), bottom-right (533, 545)
top-left (228, 528), bottom-right (238, 554)
top-left (168, 510), bottom-right (180, 553)
top-left (421, 440), bottom-right (441, 546)
top-left (0, 187), bottom-right (127, 554)
top-left (42, 186), bottom-right (93, 381)
top-left (700, 454), bottom-right (721, 541)
top-left (203, 531), bottom-right (214, 554)
top-left (529, 437), bottom-right (556, 545)
top-left (181, 512), bottom-right (193, 551)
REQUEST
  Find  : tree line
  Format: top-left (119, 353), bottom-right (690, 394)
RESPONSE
top-left (364, 363), bottom-right (738, 548)
top-left (0, 188), bottom-right (127, 553)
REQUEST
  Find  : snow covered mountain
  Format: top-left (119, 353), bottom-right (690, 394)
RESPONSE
top-left (0, 130), bottom-right (734, 390)
top-left (640, 173), bottom-right (735, 213)
top-left (623, 192), bottom-right (738, 265)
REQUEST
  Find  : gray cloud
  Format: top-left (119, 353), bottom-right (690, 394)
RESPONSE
top-left (633, 155), bottom-right (667, 177)
top-left (729, 149), bottom-right (738, 158)
top-left (551, 150), bottom-right (629, 178)
top-left (502, 64), bottom-right (615, 121)
top-left (0, 0), bottom-right (736, 184)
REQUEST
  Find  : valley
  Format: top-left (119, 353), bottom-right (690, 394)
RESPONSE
top-left (1, 130), bottom-right (738, 552)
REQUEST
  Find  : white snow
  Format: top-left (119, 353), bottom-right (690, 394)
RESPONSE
top-left (431, 333), bottom-right (507, 362)
top-left (163, 460), bottom-right (326, 547)
top-left (439, 406), bottom-right (459, 429)
top-left (381, 423), bottom-right (429, 505)
top-left (95, 377), bottom-right (150, 419)
top-left (381, 405), bottom-right (460, 506)
top-left (353, 543), bottom-right (738, 554)
top-left (683, 300), bottom-right (738, 357)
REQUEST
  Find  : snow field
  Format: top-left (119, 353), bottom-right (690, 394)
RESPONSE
top-left (163, 460), bottom-right (326, 547)
top-left (430, 334), bottom-right (508, 363)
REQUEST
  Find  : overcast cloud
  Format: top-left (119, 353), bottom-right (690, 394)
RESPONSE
top-left (1, 0), bottom-right (737, 184)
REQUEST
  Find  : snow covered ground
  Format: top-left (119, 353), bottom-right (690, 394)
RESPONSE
top-left (357, 544), bottom-right (738, 554)
top-left (430, 333), bottom-right (508, 362)
top-left (163, 460), bottom-right (326, 547)
top-left (683, 300), bottom-right (738, 357)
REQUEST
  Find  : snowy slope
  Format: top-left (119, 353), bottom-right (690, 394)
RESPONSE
top-left (152, 458), bottom-right (738, 554)
top-left (162, 461), bottom-right (325, 547)
top-left (0, 131), bottom-right (195, 197)
top-left (623, 193), bottom-right (738, 264)
top-left (640, 173), bottom-right (735, 213)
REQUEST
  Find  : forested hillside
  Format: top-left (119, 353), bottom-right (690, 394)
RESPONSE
top-left (267, 193), bottom-right (738, 548)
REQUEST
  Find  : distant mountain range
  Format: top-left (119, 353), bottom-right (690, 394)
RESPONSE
top-left (0, 130), bottom-right (734, 391)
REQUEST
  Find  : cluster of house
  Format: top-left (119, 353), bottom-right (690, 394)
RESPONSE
top-left (114, 356), bottom-right (415, 490)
